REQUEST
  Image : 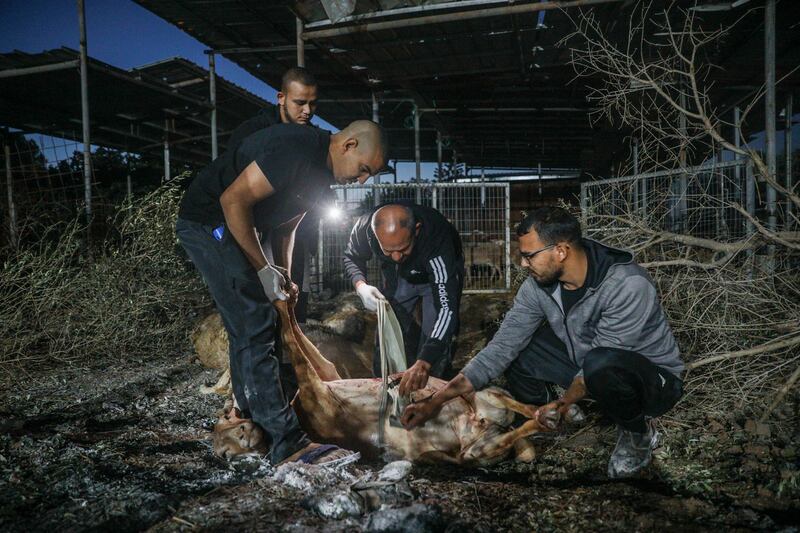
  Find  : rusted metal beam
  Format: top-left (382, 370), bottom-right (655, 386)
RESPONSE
top-left (0, 60), bottom-right (79, 79)
top-left (302, 0), bottom-right (623, 40)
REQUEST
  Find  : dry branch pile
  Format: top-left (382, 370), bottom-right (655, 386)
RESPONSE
top-left (564, 2), bottom-right (800, 417)
top-left (0, 177), bottom-right (208, 381)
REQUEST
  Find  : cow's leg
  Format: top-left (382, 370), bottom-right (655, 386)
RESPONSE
top-left (282, 301), bottom-right (341, 382)
top-left (480, 388), bottom-right (539, 419)
top-left (513, 436), bottom-right (536, 463)
top-left (460, 419), bottom-right (544, 464)
top-left (273, 301), bottom-right (330, 397)
top-left (416, 450), bottom-right (462, 464)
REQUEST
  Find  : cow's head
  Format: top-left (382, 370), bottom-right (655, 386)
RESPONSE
top-left (212, 411), bottom-right (268, 459)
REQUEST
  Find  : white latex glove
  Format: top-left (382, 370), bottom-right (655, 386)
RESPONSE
top-left (356, 282), bottom-right (384, 312)
top-left (257, 264), bottom-right (288, 302)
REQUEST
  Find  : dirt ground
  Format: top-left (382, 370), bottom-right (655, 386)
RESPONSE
top-left (1, 295), bottom-right (799, 532)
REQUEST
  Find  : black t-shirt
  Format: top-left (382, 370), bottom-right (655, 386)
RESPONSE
top-left (178, 124), bottom-right (333, 232)
top-left (226, 104), bottom-right (281, 150)
top-left (560, 285), bottom-right (587, 316)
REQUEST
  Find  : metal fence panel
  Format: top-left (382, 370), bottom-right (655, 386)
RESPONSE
top-left (580, 160), bottom-right (753, 242)
top-left (314, 182), bottom-right (511, 295)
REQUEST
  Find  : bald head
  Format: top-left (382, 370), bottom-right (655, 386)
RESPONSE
top-left (372, 204), bottom-right (415, 234)
top-left (371, 204), bottom-right (420, 263)
top-left (339, 120), bottom-right (388, 162)
top-left (329, 120), bottom-right (389, 185)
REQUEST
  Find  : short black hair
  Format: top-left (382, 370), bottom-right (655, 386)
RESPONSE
top-left (281, 67), bottom-right (317, 92)
top-left (516, 207), bottom-right (582, 247)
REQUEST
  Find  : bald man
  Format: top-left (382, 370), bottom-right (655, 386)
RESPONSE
top-left (177, 120), bottom-right (387, 466)
top-left (343, 203), bottom-right (465, 396)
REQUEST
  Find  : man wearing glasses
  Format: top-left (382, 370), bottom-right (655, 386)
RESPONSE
top-left (343, 203), bottom-right (465, 396)
top-left (401, 207), bottom-right (684, 479)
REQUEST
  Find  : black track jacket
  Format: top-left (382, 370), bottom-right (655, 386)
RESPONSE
top-left (343, 203), bottom-right (465, 366)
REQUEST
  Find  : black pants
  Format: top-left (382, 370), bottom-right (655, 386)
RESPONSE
top-left (373, 277), bottom-right (456, 379)
top-left (505, 325), bottom-right (682, 433)
top-left (176, 218), bottom-right (309, 463)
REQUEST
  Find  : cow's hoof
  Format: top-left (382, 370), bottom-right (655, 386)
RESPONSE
top-left (541, 408), bottom-right (561, 430)
top-left (513, 438), bottom-right (536, 463)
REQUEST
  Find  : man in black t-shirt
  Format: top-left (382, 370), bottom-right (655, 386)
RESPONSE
top-left (225, 67), bottom-right (321, 323)
top-left (227, 67), bottom-right (318, 148)
top-left (343, 203), bottom-right (465, 396)
top-left (177, 120), bottom-right (387, 466)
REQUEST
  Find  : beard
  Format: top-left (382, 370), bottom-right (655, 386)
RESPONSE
top-left (531, 264), bottom-right (562, 288)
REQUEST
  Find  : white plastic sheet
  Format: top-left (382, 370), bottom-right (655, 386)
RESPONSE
top-left (377, 299), bottom-right (407, 446)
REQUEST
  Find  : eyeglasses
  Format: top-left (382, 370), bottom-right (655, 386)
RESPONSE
top-left (520, 244), bottom-right (556, 261)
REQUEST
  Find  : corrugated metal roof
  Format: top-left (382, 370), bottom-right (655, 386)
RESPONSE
top-left (131, 0), bottom-right (800, 174)
top-left (0, 49), bottom-right (270, 165)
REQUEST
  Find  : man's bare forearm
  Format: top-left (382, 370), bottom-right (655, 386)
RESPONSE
top-left (221, 200), bottom-right (268, 270)
top-left (561, 376), bottom-right (587, 406)
top-left (429, 373), bottom-right (475, 407)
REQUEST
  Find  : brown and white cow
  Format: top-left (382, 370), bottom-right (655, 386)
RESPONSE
top-left (213, 301), bottom-right (557, 466)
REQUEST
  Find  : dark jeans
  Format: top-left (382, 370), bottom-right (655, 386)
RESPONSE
top-left (373, 277), bottom-right (456, 379)
top-left (176, 218), bottom-right (309, 463)
top-left (505, 325), bottom-right (683, 433)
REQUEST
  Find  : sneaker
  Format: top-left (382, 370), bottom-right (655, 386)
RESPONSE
top-left (607, 420), bottom-right (659, 479)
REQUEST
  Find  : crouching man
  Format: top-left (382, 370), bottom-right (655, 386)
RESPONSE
top-left (401, 207), bottom-right (684, 478)
top-left (343, 203), bottom-right (465, 396)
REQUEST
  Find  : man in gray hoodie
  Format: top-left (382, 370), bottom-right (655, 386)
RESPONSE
top-left (401, 207), bottom-right (684, 478)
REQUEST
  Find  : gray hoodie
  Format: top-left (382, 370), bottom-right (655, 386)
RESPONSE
top-left (462, 238), bottom-right (683, 390)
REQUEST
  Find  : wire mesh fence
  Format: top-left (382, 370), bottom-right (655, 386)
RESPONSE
top-left (313, 182), bottom-right (511, 296)
top-left (580, 159), bottom-right (759, 242)
top-left (0, 129), bottom-right (150, 249)
top-left (1, 131), bottom-right (86, 246)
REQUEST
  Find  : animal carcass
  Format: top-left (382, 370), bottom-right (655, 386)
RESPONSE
top-left (213, 301), bottom-right (554, 466)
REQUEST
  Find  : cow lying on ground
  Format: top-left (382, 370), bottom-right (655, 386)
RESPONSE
top-left (212, 300), bottom-right (562, 465)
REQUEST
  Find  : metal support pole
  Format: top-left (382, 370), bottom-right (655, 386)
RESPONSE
top-left (632, 136), bottom-right (640, 215)
top-left (537, 162), bottom-right (542, 195)
top-left (504, 182), bottom-right (511, 290)
top-left (639, 136), bottom-right (648, 219)
top-left (786, 93), bottom-right (793, 229)
top-left (371, 93), bottom-right (379, 123)
top-left (372, 93), bottom-right (381, 204)
top-left (209, 53), bottom-right (218, 160)
top-left (296, 17), bottom-right (305, 67)
top-left (746, 159), bottom-right (756, 236)
top-left (77, 0), bottom-right (92, 223)
top-left (765, 0), bottom-right (777, 267)
top-left (163, 119), bottom-right (170, 181)
top-left (414, 107), bottom-right (421, 183)
top-left (677, 92), bottom-right (688, 232)
top-left (414, 106), bottom-right (421, 203)
top-left (126, 127), bottom-right (132, 198)
top-left (4, 144), bottom-right (17, 246)
top-left (580, 183), bottom-right (588, 229)
top-left (316, 218), bottom-right (324, 294)
top-left (734, 106), bottom-right (742, 209)
top-left (437, 131), bottom-right (443, 180)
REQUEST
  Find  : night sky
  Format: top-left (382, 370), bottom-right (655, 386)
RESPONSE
top-left (0, 0), bottom-right (279, 103)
